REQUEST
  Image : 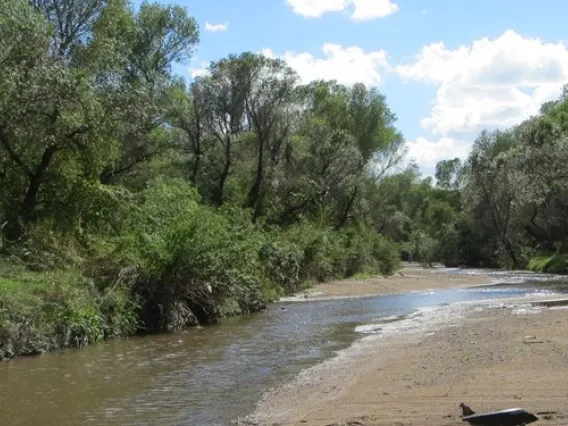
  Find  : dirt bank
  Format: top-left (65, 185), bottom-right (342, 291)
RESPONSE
top-left (241, 299), bottom-right (568, 425)
top-left (283, 266), bottom-right (494, 301)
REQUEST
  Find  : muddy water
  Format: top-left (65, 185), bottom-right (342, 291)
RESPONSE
top-left (0, 274), bottom-right (566, 426)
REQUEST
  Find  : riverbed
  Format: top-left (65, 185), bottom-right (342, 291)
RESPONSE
top-left (0, 269), bottom-right (566, 426)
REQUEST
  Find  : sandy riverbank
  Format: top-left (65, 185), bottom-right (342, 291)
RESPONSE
top-left (239, 297), bottom-right (568, 426)
top-left (282, 265), bottom-right (495, 302)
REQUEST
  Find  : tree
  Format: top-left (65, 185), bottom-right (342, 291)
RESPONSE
top-left (239, 54), bottom-right (297, 221)
top-left (98, 2), bottom-right (199, 184)
top-left (0, 0), bottom-right (198, 238)
top-left (435, 158), bottom-right (464, 190)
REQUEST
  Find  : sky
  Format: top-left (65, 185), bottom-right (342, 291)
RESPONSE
top-left (159, 0), bottom-right (568, 176)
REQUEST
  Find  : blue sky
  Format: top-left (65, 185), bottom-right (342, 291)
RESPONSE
top-left (153, 0), bottom-right (568, 175)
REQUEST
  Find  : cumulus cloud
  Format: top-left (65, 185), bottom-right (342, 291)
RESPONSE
top-left (405, 137), bottom-right (471, 171)
top-left (204, 22), bottom-right (229, 33)
top-left (190, 44), bottom-right (388, 85)
top-left (285, 0), bottom-right (398, 21)
top-left (189, 60), bottom-right (210, 78)
top-left (396, 30), bottom-right (568, 135)
top-left (263, 44), bottom-right (388, 86)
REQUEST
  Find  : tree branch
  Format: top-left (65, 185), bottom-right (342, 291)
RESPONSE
top-left (0, 126), bottom-right (33, 178)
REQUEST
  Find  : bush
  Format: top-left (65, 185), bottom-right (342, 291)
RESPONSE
top-left (343, 228), bottom-right (377, 277)
top-left (346, 229), bottom-right (400, 276)
top-left (279, 223), bottom-right (348, 282)
top-left (259, 241), bottom-right (303, 294)
top-left (0, 265), bottom-right (138, 360)
top-left (410, 231), bottom-right (439, 267)
top-left (372, 235), bottom-right (400, 275)
top-left (0, 177), bottom-right (403, 359)
top-left (125, 201), bottom-right (269, 330)
top-left (528, 253), bottom-right (568, 274)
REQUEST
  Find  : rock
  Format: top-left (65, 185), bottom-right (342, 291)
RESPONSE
top-left (460, 403), bottom-right (476, 417)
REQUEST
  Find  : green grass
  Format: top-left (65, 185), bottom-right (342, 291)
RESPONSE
top-left (349, 272), bottom-right (378, 280)
top-left (0, 260), bottom-right (138, 360)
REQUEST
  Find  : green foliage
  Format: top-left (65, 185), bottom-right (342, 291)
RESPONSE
top-left (435, 158), bottom-right (464, 190)
top-left (527, 254), bottom-right (568, 274)
top-left (132, 202), bottom-right (267, 329)
top-left (259, 241), bottom-right (303, 294)
top-left (410, 231), bottom-right (439, 267)
top-left (372, 234), bottom-right (401, 275)
top-left (0, 264), bottom-right (138, 359)
top-left (459, 87), bottom-right (568, 269)
top-left (7, 0), bottom-right (527, 361)
top-left (436, 223), bottom-right (463, 267)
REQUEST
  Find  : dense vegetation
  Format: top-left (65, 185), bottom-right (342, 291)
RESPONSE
top-left (2, 0), bottom-right (568, 359)
top-left (0, 0), bottom-right (405, 358)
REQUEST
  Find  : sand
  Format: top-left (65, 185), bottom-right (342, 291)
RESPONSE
top-left (237, 269), bottom-right (568, 426)
top-left (281, 266), bottom-right (494, 302)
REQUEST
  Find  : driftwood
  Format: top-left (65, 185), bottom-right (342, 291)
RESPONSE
top-left (460, 403), bottom-right (538, 426)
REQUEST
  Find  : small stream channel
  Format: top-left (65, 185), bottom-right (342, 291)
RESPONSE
top-left (0, 270), bottom-right (566, 426)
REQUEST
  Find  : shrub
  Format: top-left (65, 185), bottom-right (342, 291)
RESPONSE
top-left (0, 266), bottom-right (139, 359)
top-left (259, 241), bottom-right (303, 294)
top-left (528, 253), bottom-right (568, 274)
top-left (410, 231), bottom-right (439, 267)
top-left (280, 223), bottom-right (347, 283)
top-left (126, 201), bottom-right (269, 330)
top-left (372, 235), bottom-right (400, 275)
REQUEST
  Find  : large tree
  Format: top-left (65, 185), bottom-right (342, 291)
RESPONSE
top-left (0, 0), bottom-right (198, 238)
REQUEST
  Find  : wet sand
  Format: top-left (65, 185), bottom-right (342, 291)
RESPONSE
top-left (241, 297), bottom-right (568, 425)
top-left (283, 265), bottom-right (494, 301)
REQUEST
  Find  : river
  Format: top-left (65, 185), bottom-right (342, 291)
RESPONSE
top-left (1, 271), bottom-right (566, 426)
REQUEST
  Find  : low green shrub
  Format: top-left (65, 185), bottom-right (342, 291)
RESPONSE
top-left (125, 200), bottom-right (269, 330)
top-left (372, 235), bottom-right (401, 275)
top-left (259, 241), bottom-right (303, 294)
top-left (528, 253), bottom-right (568, 274)
top-left (0, 265), bottom-right (138, 360)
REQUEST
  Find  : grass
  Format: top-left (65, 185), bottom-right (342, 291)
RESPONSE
top-left (0, 259), bottom-right (138, 360)
top-left (349, 272), bottom-right (379, 280)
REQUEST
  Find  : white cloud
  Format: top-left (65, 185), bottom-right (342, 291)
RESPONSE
top-left (204, 22), bottom-right (229, 33)
top-left (396, 30), bottom-right (568, 135)
top-left (189, 60), bottom-right (210, 78)
top-left (263, 44), bottom-right (389, 86)
top-left (285, 0), bottom-right (398, 21)
top-left (404, 137), bottom-right (471, 175)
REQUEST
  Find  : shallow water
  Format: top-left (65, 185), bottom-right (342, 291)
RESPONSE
top-left (0, 271), bottom-right (566, 426)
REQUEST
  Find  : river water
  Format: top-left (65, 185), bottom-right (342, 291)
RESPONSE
top-left (1, 271), bottom-right (566, 426)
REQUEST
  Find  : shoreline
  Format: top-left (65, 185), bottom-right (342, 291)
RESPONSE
top-left (280, 265), bottom-right (503, 302)
top-left (238, 294), bottom-right (568, 425)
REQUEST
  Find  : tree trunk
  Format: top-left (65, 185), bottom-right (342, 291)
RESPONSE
top-left (335, 186), bottom-right (358, 230)
top-left (3, 145), bottom-right (57, 240)
top-left (212, 137), bottom-right (231, 206)
top-left (246, 134), bottom-right (265, 221)
top-left (190, 151), bottom-right (200, 185)
top-left (22, 145), bottom-right (57, 220)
